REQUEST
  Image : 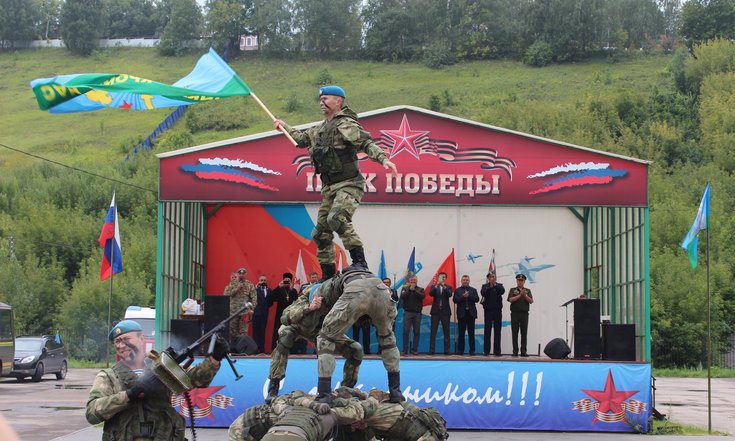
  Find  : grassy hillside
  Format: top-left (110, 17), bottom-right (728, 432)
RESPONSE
top-left (0, 48), bottom-right (672, 166)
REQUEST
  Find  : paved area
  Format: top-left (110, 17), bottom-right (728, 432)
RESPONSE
top-left (1, 369), bottom-right (733, 440)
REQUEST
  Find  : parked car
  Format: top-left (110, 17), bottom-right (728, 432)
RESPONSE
top-left (10, 335), bottom-right (68, 382)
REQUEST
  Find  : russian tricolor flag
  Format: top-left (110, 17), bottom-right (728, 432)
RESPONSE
top-left (98, 193), bottom-right (123, 281)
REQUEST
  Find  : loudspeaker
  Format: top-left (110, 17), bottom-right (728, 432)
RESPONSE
top-left (232, 335), bottom-right (258, 355)
top-left (573, 299), bottom-right (600, 335)
top-left (204, 295), bottom-right (230, 342)
top-left (602, 324), bottom-right (636, 361)
top-left (544, 338), bottom-right (571, 359)
top-left (574, 333), bottom-right (601, 359)
top-left (170, 319), bottom-right (200, 352)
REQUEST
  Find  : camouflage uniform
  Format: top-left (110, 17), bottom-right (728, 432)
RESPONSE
top-left (269, 292), bottom-right (363, 390)
top-left (314, 272), bottom-right (402, 401)
top-left (86, 358), bottom-right (219, 441)
top-left (225, 279), bottom-right (257, 341)
top-left (363, 400), bottom-right (448, 441)
top-left (229, 393), bottom-right (365, 441)
top-left (283, 106), bottom-right (387, 265)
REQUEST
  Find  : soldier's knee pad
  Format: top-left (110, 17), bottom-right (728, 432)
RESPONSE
top-left (348, 341), bottom-right (364, 362)
top-left (326, 210), bottom-right (348, 235)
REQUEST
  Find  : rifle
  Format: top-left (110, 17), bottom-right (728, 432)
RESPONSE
top-left (149, 301), bottom-right (252, 393)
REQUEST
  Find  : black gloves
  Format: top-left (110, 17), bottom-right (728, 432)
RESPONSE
top-left (126, 371), bottom-right (167, 400)
top-left (211, 336), bottom-right (230, 362)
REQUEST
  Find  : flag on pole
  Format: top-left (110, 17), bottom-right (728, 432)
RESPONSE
top-left (337, 249), bottom-right (344, 272)
top-left (404, 247), bottom-right (416, 286)
top-left (423, 249), bottom-right (457, 306)
top-left (378, 250), bottom-right (387, 280)
top-left (98, 193), bottom-right (123, 281)
top-left (30, 48), bottom-right (251, 113)
top-left (681, 183), bottom-right (711, 269)
top-left (293, 250), bottom-right (307, 293)
top-left (488, 249), bottom-right (496, 274)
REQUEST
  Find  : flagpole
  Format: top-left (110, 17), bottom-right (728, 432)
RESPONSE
top-left (106, 226), bottom-right (114, 369)
top-left (706, 185), bottom-right (712, 434)
top-left (249, 93), bottom-right (298, 146)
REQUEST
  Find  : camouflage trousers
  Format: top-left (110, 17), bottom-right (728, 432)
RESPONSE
top-left (313, 179), bottom-right (364, 265)
top-left (269, 324), bottom-right (363, 388)
top-left (317, 278), bottom-right (399, 378)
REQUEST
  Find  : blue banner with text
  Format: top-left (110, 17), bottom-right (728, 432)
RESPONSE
top-left (177, 358), bottom-right (650, 432)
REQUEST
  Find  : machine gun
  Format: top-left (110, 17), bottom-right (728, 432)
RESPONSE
top-left (148, 301), bottom-right (252, 394)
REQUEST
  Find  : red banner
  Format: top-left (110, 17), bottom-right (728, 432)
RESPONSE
top-left (159, 107), bottom-right (648, 206)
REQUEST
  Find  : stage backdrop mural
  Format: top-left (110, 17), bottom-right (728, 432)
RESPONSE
top-left (204, 204), bottom-right (583, 357)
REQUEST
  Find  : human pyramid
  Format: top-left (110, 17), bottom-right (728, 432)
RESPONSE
top-left (227, 85), bottom-right (447, 440)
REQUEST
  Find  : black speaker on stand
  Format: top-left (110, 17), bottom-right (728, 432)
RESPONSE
top-left (602, 323), bottom-right (636, 361)
top-left (204, 295), bottom-right (230, 342)
top-left (573, 299), bottom-right (600, 359)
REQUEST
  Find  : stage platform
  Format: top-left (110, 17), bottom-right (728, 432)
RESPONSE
top-left (177, 354), bottom-right (651, 433)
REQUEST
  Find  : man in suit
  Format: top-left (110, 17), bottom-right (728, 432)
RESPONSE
top-left (252, 274), bottom-right (272, 354)
top-left (428, 272), bottom-right (453, 355)
top-left (453, 274), bottom-right (479, 355)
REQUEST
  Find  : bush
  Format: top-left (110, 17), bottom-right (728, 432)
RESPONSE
top-left (314, 67), bottom-right (333, 86)
top-left (283, 93), bottom-right (302, 113)
top-left (523, 41), bottom-right (553, 67)
top-left (429, 95), bottom-right (442, 111)
top-left (424, 43), bottom-right (456, 69)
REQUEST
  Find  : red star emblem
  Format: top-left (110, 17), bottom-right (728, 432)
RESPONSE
top-left (181, 385), bottom-right (225, 419)
top-left (120, 101), bottom-right (132, 109)
top-left (582, 370), bottom-right (638, 423)
top-left (381, 114), bottom-right (429, 160)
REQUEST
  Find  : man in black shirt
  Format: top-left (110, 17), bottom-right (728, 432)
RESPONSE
top-left (480, 272), bottom-right (505, 356)
top-left (428, 272), bottom-right (452, 355)
top-left (400, 275), bottom-right (425, 355)
top-left (453, 275), bottom-right (479, 355)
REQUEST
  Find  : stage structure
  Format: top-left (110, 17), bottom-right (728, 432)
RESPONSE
top-left (155, 105), bottom-right (651, 432)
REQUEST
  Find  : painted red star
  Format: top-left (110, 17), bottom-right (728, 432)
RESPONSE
top-left (120, 101), bottom-right (132, 109)
top-left (380, 114), bottom-right (429, 160)
top-left (181, 385), bottom-right (225, 419)
top-left (582, 370), bottom-right (638, 423)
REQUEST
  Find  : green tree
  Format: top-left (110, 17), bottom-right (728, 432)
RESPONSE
top-left (56, 258), bottom-right (152, 361)
top-left (60, 0), bottom-right (105, 55)
top-left (680, 0), bottom-right (735, 49)
top-left (158, 0), bottom-right (202, 55)
top-left (454, 0), bottom-right (523, 60)
top-left (683, 38), bottom-right (735, 95)
top-left (103, 0), bottom-right (158, 38)
top-left (0, 0), bottom-right (39, 48)
top-left (249, 0), bottom-right (293, 53)
top-left (363, 0), bottom-right (420, 61)
top-left (205, 0), bottom-right (253, 54)
top-left (293, 0), bottom-right (362, 55)
top-left (36, 0), bottom-right (61, 40)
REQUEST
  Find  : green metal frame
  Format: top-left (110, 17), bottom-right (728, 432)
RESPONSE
top-left (577, 206), bottom-right (651, 361)
top-left (155, 201), bottom-right (207, 350)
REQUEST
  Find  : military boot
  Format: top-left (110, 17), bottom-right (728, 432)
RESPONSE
top-left (387, 371), bottom-right (405, 403)
top-left (346, 247), bottom-right (369, 271)
top-left (265, 378), bottom-right (281, 403)
top-left (315, 377), bottom-right (333, 404)
top-left (319, 263), bottom-right (336, 282)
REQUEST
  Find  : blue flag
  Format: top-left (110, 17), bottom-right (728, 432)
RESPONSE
top-left (680, 183), bottom-right (710, 269)
top-left (55, 331), bottom-right (61, 345)
top-left (378, 250), bottom-right (387, 280)
top-left (404, 247), bottom-right (416, 285)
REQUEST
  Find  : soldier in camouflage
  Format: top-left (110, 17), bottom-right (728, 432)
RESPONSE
top-left (358, 390), bottom-right (449, 441)
top-left (225, 267), bottom-right (257, 343)
top-left (274, 86), bottom-right (398, 280)
top-left (228, 390), bottom-right (367, 441)
top-left (266, 288), bottom-right (364, 402)
top-left (307, 270), bottom-right (404, 404)
top-left (86, 320), bottom-right (226, 441)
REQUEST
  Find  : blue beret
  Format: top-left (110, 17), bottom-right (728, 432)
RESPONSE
top-left (318, 85), bottom-right (346, 98)
top-left (109, 320), bottom-right (143, 341)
